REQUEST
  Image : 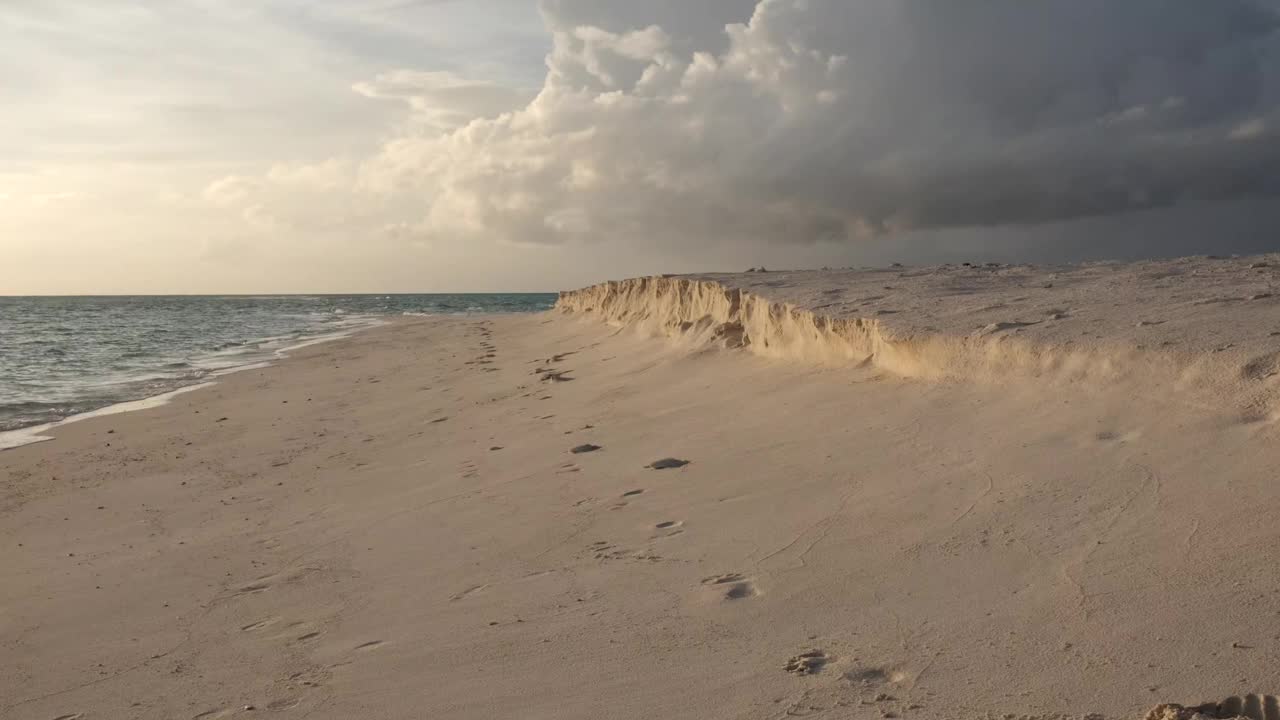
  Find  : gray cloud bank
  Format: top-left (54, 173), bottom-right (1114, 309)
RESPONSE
top-left (192, 0), bottom-right (1280, 261)
top-left (375, 0), bottom-right (1280, 248)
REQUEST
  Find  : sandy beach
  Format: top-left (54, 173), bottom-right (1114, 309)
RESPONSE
top-left (7, 258), bottom-right (1280, 719)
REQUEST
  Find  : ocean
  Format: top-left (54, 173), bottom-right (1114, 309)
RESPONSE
top-left (0, 294), bottom-right (556, 438)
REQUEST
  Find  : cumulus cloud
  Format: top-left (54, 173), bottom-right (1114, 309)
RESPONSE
top-left (353, 70), bottom-right (533, 132)
top-left (211, 0), bottom-right (1280, 252)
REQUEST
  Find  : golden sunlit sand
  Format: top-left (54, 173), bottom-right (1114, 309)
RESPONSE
top-left (7, 257), bottom-right (1280, 718)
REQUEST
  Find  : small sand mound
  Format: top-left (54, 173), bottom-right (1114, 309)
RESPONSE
top-left (1145, 695), bottom-right (1280, 720)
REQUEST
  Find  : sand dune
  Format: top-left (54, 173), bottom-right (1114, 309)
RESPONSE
top-left (6, 257), bottom-right (1280, 718)
top-left (559, 255), bottom-right (1280, 416)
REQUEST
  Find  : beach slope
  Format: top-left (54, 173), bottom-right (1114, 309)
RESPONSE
top-left (7, 259), bottom-right (1280, 719)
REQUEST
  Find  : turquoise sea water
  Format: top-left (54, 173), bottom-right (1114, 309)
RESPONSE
top-left (0, 294), bottom-right (556, 433)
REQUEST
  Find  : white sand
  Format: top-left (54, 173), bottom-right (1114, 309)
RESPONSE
top-left (564, 255), bottom-right (1280, 416)
top-left (5, 257), bottom-right (1280, 719)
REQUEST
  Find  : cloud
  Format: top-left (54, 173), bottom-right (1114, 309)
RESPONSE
top-left (19, 0), bottom-right (1280, 296)
top-left (265, 0), bottom-right (1273, 252)
top-left (353, 70), bottom-right (533, 131)
top-left (102, 0), bottom-right (1280, 256)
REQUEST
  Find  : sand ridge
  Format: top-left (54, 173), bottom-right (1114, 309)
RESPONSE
top-left (559, 255), bottom-right (1280, 417)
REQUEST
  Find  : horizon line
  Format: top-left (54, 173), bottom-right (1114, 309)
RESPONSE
top-left (0, 291), bottom-right (562, 298)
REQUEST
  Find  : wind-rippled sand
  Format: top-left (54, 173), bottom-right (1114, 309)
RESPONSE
top-left (7, 256), bottom-right (1280, 719)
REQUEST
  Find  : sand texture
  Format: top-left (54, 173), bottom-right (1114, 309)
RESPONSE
top-left (561, 255), bottom-right (1280, 421)
top-left (7, 257), bottom-right (1280, 719)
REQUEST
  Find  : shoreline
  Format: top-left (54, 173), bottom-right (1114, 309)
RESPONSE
top-left (4, 279), bottom-right (1280, 718)
top-left (0, 293), bottom-right (558, 445)
top-left (0, 319), bottom-right (391, 451)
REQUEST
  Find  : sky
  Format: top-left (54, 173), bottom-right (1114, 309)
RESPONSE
top-left (5, 0), bottom-right (1280, 294)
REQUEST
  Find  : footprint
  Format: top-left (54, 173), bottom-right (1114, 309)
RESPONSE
top-left (570, 444), bottom-right (602, 454)
top-left (648, 458), bottom-right (689, 470)
top-left (450, 584), bottom-right (489, 601)
top-left (280, 566), bottom-right (325, 585)
top-left (266, 698), bottom-right (301, 711)
top-left (701, 573), bottom-right (757, 600)
top-left (590, 541), bottom-right (624, 560)
top-left (296, 631), bottom-right (322, 642)
top-left (235, 581), bottom-right (271, 596)
top-left (286, 668), bottom-right (330, 689)
top-left (52, 715), bottom-right (84, 720)
top-left (784, 650), bottom-right (831, 676)
top-left (1094, 429), bottom-right (1141, 443)
top-left (702, 573), bottom-right (746, 585)
top-left (622, 489), bottom-right (644, 497)
top-left (976, 320), bottom-right (1040, 335)
top-left (354, 640), bottom-right (384, 651)
top-left (241, 617), bottom-right (278, 632)
top-left (845, 666), bottom-right (907, 686)
top-left (652, 521), bottom-right (685, 538)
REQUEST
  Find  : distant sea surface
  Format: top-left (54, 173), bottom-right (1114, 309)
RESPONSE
top-left (0, 294), bottom-right (556, 434)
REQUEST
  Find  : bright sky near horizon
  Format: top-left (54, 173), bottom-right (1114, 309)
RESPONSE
top-left (6, 0), bottom-right (1280, 294)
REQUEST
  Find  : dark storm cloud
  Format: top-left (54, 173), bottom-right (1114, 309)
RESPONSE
top-left (363, 0), bottom-right (1280, 248)
top-left (195, 0), bottom-right (1280, 257)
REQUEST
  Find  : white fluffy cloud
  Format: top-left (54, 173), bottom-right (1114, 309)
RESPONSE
top-left (215, 0), bottom-right (1280, 252)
